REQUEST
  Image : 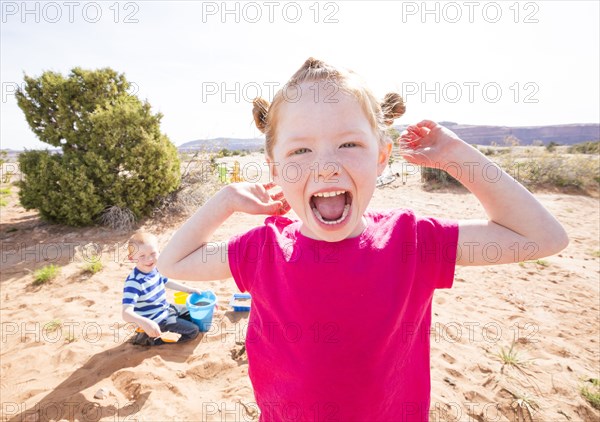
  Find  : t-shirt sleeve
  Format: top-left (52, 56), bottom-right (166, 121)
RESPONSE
top-left (416, 216), bottom-right (459, 289)
top-left (122, 276), bottom-right (140, 306)
top-left (227, 226), bottom-right (267, 293)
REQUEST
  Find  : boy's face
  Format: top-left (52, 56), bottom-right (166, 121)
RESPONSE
top-left (268, 83), bottom-right (390, 242)
top-left (129, 242), bottom-right (159, 273)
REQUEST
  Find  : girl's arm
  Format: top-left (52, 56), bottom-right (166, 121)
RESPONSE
top-left (157, 182), bottom-right (287, 281)
top-left (400, 120), bottom-right (569, 266)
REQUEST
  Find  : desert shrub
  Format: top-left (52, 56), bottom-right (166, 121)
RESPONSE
top-left (83, 258), bottom-right (103, 274)
top-left (154, 151), bottom-right (223, 217)
top-left (581, 378), bottom-right (600, 410)
top-left (421, 167), bottom-right (462, 189)
top-left (568, 141), bottom-right (600, 155)
top-left (15, 68), bottom-right (180, 226)
top-left (546, 141), bottom-right (560, 152)
top-left (497, 150), bottom-right (600, 193)
top-left (33, 264), bottom-right (60, 285)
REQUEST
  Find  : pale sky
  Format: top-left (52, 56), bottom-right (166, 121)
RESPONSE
top-left (1, 0), bottom-right (599, 150)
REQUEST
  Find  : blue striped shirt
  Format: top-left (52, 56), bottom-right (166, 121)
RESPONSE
top-left (122, 267), bottom-right (170, 323)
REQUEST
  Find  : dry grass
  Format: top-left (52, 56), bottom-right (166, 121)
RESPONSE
top-left (98, 205), bottom-right (136, 231)
top-left (420, 145), bottom-right (600, 195)
top-left (153, 151), bottom-right (223, 218)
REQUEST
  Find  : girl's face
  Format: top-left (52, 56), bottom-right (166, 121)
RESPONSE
top-left (268, 83), bottom-right (390, 242)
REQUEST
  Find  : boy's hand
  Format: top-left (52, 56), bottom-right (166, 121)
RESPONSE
top-left (139, 319), bottom-right (162, 338)
top-left (223, 182), bottom-right (291, 216)
top-left (398, 120), bottom-right (466, 167)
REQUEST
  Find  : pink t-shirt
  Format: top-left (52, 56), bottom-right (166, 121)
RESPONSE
top-left (228, 209), bottom-right (458, 422)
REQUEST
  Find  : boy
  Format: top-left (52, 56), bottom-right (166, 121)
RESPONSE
top-left (122, 232), bottom-right (200, 346)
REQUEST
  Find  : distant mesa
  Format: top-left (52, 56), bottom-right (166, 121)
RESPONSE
top-left (178, 124), bottom-right (599, 152)
top-left (4, 124), bottom-right (599, 157)
top-left (178, 137), bottom-right (264, 153)
top-left (393, 122), bottom-right (600, 146)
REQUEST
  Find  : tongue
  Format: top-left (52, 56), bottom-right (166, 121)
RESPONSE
top-left (312, 194), bottom-right (346, 221)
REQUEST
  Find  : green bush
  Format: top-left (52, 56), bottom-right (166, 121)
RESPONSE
top-left (568, 141), bottom-right (600, 154)
top-left (15, 68), bottom-right (180, 226)
top-left (33, 264), bottom-right (60, 285)
top-left (83, 258), bottom-right (103, 274)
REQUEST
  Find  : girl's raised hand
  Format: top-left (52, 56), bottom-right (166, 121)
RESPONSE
top-left (224, 182), bottom-right (291, 216)
top-left (398, 120), bottom-right (465, 167)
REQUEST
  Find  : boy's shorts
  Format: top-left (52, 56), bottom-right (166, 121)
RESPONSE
top-left (132, 305), bottom-right (197, 346)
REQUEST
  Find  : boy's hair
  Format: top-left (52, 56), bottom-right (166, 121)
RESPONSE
top-left (127, 232), bottom-right (158, 257)
top-left (252, 57), bottom-right (406, 158)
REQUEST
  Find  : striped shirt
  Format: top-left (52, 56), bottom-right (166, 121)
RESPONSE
top-left (122, 267), bottom-right (170, 323)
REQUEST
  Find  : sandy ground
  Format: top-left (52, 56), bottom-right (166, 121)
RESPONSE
top-left (1, 154), bottom-right (599, 422)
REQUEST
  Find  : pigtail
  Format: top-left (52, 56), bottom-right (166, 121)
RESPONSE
top-left (252, 97), bottom-right (270, 133)
top-left (381, 92), bottom-right (406, 126)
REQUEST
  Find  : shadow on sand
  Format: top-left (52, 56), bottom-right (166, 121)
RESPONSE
top-left (5, 334), bottom-right (204, 422)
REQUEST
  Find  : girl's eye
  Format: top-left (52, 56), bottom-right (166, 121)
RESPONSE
top-left (292, 148), bottom-right (310, 155)
top-left (340, 142), bottom-right (358, 148)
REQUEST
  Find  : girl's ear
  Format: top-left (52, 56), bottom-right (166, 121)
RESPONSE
top-left (377, 143), bottom-right (392, 175)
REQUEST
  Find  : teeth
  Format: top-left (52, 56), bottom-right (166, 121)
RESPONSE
top-left (312, 204), bottom-right (350, 225)
top-left (312, 190), bottom-right (346, 198)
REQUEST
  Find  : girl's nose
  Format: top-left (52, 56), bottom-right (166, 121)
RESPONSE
top-left (313, 153), bottom-right (340, 181)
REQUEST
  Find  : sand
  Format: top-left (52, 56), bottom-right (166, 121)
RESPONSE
top-left (1, 154), bottom-right (599, 422)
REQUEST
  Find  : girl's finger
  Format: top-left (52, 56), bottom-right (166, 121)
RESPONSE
top-left (270, 191), bottom-right (285, 201)
top-left (416, 119), bottom-right (437, 129)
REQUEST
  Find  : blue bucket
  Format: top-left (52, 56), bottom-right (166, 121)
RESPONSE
top-left (186, 291), bottom-right (217, 332)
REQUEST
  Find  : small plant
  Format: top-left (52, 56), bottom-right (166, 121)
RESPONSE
top-left (0, 186), bottom-right (9, 207)
top-left (520, 259), bottom-right (550, 269)
top-left (83, 258), bottom-right (103, 274)
top-left (497, 340), bottom-right (527, 373)
top-left (502, 387), bottom-right (539, 421)
top-left (33, 264), bottom-right (60, 285)
top-left (581, 378), bottom-right (600, 410)
top-left (65, 335), bottom-right (77, 344)
top-left (44, 319), bottom-right (62, 333)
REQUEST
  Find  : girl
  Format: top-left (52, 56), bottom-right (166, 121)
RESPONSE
top-left (158, 58), bottom-right (568, 421)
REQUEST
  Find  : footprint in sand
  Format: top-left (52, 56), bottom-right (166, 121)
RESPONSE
top-left (445, 367), bottom-right (463, 379)
top-left (441, 352), bottom-right (456, 364)
top-left (187, 358), bottom-right (236, 380)
top-left (111, 370), bottom-right (142, 400)
top-left (64, 295), bottom-right (85, 303)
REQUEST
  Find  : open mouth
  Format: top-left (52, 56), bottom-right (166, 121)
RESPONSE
top-left (309, 190), bottom-right (352, 225)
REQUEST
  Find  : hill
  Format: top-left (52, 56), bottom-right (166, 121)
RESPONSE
top-left (178, 123), bottom-right (599, 152)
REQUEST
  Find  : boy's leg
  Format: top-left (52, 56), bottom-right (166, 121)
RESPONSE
top-left (132, 330), bottom-right (164, 346)
top-left (160, 316), bottom-right (199, 343)
top-left (172, 303), bottom-right (192, 321)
